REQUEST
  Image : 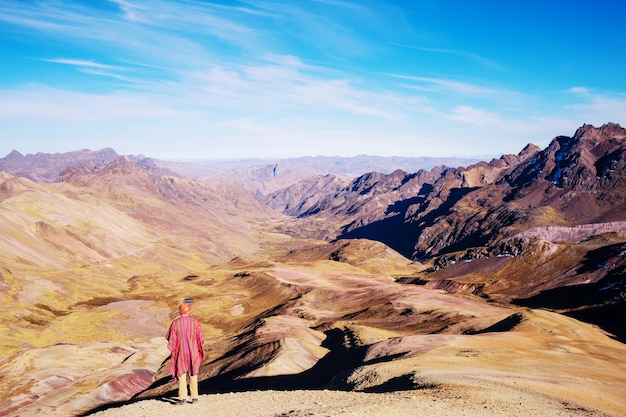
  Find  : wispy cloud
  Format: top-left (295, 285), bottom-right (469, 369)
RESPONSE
top-left (107, 0), bottom-right (147, 22)
top-left (565, 88), bottom-right (626, 127)
top-left (43, 58), bottom-right (125, 71)
top-left (1, 0), bottom-right (624, 159)
top-left (388, 74), bottom-right (510, 97)
top-left (392, 43), bottom-right (503, 70)
top-left (0, 0), bottom-right (249, 69)
top-left (39, 58), bottom-right (151, 85)
top-left (177, 57), bottom-right (407, 119)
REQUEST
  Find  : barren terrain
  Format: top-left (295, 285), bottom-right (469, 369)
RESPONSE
top-left (1, 129), bottom-right (626, 417)
top-left (87, 386), bottom-right (614, 417)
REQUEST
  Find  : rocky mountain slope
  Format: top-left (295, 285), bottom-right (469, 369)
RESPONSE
top-left (1, 124), bottom-right (625, 417)
top-left (263, 144), bottom-right (538, 250)
top-left (266, 125), bottom-right (624, 256)
top-left (0, 156), bottom-right (281, 355)
top-left (265, 124), bottom-right (622, 252)
top-left (263, 122), bottom-right (626, 337)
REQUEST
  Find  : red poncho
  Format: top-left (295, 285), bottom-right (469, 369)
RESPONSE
top-left (166, 315), bottom-right (205, 380)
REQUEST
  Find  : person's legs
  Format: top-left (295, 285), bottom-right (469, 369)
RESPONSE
top-left (190, 374), bottom-right (199, 402)
top-left (177, 373), bottom-right (188, 402)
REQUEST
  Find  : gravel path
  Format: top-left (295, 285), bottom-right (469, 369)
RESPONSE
top-left (87, 382), bottom-right (612, 417)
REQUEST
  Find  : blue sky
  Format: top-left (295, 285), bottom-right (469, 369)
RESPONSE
top-left (1, 0), bottom-right (625, 160)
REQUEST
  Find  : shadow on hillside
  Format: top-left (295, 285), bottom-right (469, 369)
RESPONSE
top-left (513, 275), bottom-right (626, 344)
top-left (464, 313), bottom-right (525, 334)
top-left (79, 327), bottom-right (430, 416)
top-left (338, 187), bottom-right (485, 259)
top-left (196, 327), bottom-right (415, 394)
top-left (338, 207), bottom-right (422, 260)
top-left (514, 242), bottom-right (626, 343)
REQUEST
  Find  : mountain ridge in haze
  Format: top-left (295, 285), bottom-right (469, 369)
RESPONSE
top-left (152, 154), bottom-right (486, 196)
top-left (0, 149), bottom-right (483, 196)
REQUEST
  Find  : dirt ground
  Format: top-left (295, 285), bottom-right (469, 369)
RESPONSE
top-left (87, 376), bottom-right (615, 417)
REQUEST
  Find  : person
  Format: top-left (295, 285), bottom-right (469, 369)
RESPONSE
top-left (165, 302), bottom-right (205, 404)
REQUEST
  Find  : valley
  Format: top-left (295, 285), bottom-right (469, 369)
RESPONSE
top-left (0, 123), bottom-right (625, 416)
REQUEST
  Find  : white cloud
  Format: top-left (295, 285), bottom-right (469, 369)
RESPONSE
top-left (568, 86), bottom-right (589, 94)
top-left (448, 105), bottom-right (502, 126)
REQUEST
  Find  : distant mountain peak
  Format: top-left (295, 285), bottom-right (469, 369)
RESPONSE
top-left (2, 150), bottom-right (26, 169)
top-left (6, 149), bottom-right (24, 158)
top-left (518, 143), bottom-right (542, 157)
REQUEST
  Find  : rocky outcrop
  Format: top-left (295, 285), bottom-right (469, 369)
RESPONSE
top-left (424, 279), bottom-right (486, 296)
top-left (513, 222), bottom-right (626, 243)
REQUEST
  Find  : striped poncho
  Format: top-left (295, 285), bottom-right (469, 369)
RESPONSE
top-left (166, 315), bottom-right (205, 380)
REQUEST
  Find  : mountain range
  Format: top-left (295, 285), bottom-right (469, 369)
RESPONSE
top-left (0, 123), bottom-right (625, 417)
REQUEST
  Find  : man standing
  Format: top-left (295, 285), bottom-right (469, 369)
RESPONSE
top-left (166, 302), bottom-right (205, 404)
